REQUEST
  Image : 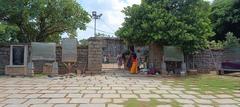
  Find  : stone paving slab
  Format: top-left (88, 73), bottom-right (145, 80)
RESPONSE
top-left (47, 98), bottom-right (70, 104)
top-left (121, 94), bottom-right (138, 98)
top-left (139, 94), bottom-right (161, 98)
top-left (179, 94), bottom-right (196, 99)
top-left (1, 99), bottom-right (27, 104)
top-left (25, 94), bottom-right (43, 98)
top-left (91, 98), bottom-right (111, 104)
top-left (79, 104), bottom-right (105, 107)
top-left (54, 104), bottom-right (77, 107)
top-left (4, 104), bottom-right (29, 107)
top-left (108, 104), bottom-right (124, 107)
top-left (156, 99), bottom-right (172, 103)
top-left (70, 98), bottom-right (90, 103)
top-left (24, 99), bottom-right (49, 104)
top-left (30, 104), bottom-right (54, 107)
top-left (198, 95), bottom-right (216, 99)
top-left (181, 104), bottom-right (195, 107)
top-left (196, 105), bottom-right (214, 107)
top-left (212, 99), bottom-right (239, 104)
top-left (7, 94), bottom-right (28, 98)
top-left (193, 99), bottom-right (213, 104)
top-left (215, 94), bottom-right (234, 98)
top-left (103, 94), bottom-right (120, 98)
top-left (162, 94), bottom-right (180, 98)
top-left (218, 105), bottom-right (239, 107)
top-left (83, 94), bottom-right (102, 98)
top-left (175, 99), bottom-right (195, 104)
top-left (40, 94), bottom-right (66, 98)
top-left (113, 99), bottom-right (128, 103)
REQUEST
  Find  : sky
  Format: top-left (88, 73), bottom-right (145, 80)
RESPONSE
top-left (62, 0), bottom-right (214, 40)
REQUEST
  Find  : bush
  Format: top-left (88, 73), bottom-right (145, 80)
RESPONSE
top-left (207, 40), bottom-right (224, 50)
top-left (223, 32), bottom-right (240, 49)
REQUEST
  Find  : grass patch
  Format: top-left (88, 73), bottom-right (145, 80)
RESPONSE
top-left (180, 74), bottom-right (240, 93)
top-left (123, 99), bottom-right (181, 107)
top-left (34, 73), bottom-right (48, 77)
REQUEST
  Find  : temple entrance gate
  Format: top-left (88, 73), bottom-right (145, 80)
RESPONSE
top-left (87, 37), bottom-right (126, 74)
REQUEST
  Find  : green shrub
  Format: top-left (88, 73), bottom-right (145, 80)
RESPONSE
top-left (223, 32), bottom-right (240, 48)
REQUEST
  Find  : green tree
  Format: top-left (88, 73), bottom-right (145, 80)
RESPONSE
top-left (211, 0), bottom-right (240, 40)
top-left (116, 0), bottom-right (214, 53)
top-left (0, 0), bottom-right (90, 43)
top-left (79, 39), bottom-right (88, 46)
top-left (0, 23), bottom-right (19, 43)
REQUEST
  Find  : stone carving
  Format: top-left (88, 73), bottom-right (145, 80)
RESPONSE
top-left (31, 42), bottom-right (58, 76)
top-left (5, 45), bottom-right (29, 76)
top-left (31, 42), bottom-right (56, 61)
top-left (163, 46), bottom-right (184, 62)
top-left (61, 38), bottom-right (78, 62)
top-left (12, 46), bottom-right (24, 65)
top-left (163, 46), bottom-right (186, 76)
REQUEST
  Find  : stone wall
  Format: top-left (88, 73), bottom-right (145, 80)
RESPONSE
top-left (87, 37), bottom-right (102, 73)
top-left (148, 44), bottom-right (223, 73)
top-left (187, 50), bottom-right (223, 71)
top-left (0, 44), bottom-right (88, 75)
top-left (0, 45), bottom-right (10, 75)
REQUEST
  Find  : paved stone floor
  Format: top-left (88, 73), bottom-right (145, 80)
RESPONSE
top-left (0, 70), bottom-right (239, 107)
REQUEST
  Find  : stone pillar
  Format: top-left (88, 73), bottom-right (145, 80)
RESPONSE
top-left (149, 43), bottom-right (163, 71)
top-left (87, 37), bottom-right (103, 74)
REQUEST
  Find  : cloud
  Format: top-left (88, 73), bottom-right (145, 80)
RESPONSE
top-left (73, 0), bottom-right (141, 40)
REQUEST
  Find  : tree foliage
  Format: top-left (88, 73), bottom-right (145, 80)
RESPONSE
top-left (207, 40), bottom-right (224, 50)
top-left (0, 23), bottom-right (19, 43)
top-left (223, 32), bottom-right (240, 48)
top-left (0, 0), bottom-right (90, 43)
top-left (211, 0), bottom-right (240, 40)
top-left (79, 39), bottom-right (88, 46)
top-left (116, 0), bottom-right (214, 53)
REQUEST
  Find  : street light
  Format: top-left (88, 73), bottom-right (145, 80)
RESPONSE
top-left (92, 11), bottom-right (102, 37)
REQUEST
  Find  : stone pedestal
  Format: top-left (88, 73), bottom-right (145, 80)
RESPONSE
top-left (5, 65), bottom-right (27, 76)
top-left (42, 62), bottom-right (58, 76)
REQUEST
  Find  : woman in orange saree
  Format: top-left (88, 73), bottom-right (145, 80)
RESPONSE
top-left (130, 52), bottom-right (138, 74)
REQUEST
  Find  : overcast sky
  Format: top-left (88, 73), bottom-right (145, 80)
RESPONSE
top-left (62, 0), bottom-right (214, 40)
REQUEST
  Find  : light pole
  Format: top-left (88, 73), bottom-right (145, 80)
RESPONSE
top-left (92, 11), bottom-right (102, 37)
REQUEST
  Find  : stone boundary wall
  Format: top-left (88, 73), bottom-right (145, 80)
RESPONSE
top-left (0, 42), bottom-right (224, 75)
top-left (0, 44), bottom-right (88, 75)
top-left (148, 44), bottom-right (223, 73)
top-left (0, 45), bottom-right (10, 75)
top-left (186, 50), bottom-right (223, 72)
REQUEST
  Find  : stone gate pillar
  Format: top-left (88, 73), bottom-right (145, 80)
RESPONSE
top-left (87, 37), bottom-right (102, 74)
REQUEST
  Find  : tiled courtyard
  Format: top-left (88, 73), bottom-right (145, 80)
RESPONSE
top-left (0, 70), bottom-right (239, 107)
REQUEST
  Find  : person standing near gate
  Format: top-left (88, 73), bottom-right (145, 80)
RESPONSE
top-left (117, 53), bottom-right (123, 69)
